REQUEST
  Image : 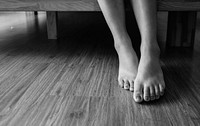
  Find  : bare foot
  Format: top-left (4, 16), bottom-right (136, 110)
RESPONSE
top-left (114, 36), bottom-right (138, 91)
top-left (133, 43), bottom-right (165, 102)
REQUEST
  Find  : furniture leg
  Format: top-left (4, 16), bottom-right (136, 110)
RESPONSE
top-left (46, 11), bottom-right (58, 39)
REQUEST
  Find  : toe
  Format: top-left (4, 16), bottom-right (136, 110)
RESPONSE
top-left (144, 86), bottom-right (150, 101)
top-left (150, 86), bottom-right (156, 101)
top-left (155, 85), bottom-right (160, 99)
top-left (130, 81), bottom-right (134, 92)
top-left (118, 78), bottom-right (124, 88)
top-left (124, 80), bottom-right (130, 90)
top-left (133, 83), bottom-right (143, 103)
top-left (159, 85), bottom-right (165, 96)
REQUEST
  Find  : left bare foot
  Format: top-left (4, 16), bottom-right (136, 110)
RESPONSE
top-left (133, 43), bottom-right (165, 103)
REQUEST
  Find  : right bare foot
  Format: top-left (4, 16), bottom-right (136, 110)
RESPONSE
top-left (114, 36), bottom-right (138, 91)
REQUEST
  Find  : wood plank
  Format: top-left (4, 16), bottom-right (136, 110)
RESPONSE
top-left (0, 0), bottom-right (200, 11)
top-left (1, 9), bottom-right (200, 126)
top-left (0, 0), bottom-right (98, 11)
top-left (157, 1), bottom-right (200, 11)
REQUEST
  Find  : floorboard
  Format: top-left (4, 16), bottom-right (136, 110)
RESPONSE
top-left (0, 11), bottom-right (200, 126)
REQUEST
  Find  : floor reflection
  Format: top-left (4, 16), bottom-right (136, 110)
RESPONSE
top-left (0, 11), bottom-right (46, 43)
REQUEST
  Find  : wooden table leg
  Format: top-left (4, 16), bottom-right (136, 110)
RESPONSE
top-left (46, 11), bottom-right (58, 39)
top-left (34, 11), bottom-right (38, 15)
top-left (166, 11), bottom-right (197, 50)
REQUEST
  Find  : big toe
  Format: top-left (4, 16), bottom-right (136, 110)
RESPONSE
top-left (133, 83), bottom-right (143, 103)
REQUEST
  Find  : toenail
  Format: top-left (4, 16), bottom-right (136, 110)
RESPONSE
top-left (136, 96), bottom-right (141, 101)
top-left (156, 95), bottom-right (160, 99)
top-left (130, 88), bottom-right (134, 92)
top-left (151, 96), bottom-right (155, 100)
top-left (124, 85), bottom-right (129, 89)
top-left (145, 96), bottom-right (150, 101)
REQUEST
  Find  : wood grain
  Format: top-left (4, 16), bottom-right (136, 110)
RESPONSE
top-left (0, 0), bottom-right (200, 11)
top-left (0, 11), bottom-right (200, 126)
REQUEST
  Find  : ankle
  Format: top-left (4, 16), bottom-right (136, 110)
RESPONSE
top-left (114, 35), bottom-right (132, 50)
top-left (140, 41), bottom-right (160, 58)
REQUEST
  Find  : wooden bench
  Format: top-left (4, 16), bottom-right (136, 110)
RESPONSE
top-left (0, 0), bottom-right (200, 49)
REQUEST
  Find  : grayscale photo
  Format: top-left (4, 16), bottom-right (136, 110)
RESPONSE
top-left (0, 0), bottom-right (200, 125)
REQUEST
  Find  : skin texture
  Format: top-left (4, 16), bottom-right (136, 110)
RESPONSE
top-left (97, 0), bottom-right (165, 103)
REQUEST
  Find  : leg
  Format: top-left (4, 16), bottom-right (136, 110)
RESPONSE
top-left (34, 11), bottom-right (38, 15)
top-left (46, 11), bottom-right (58, 39)
top-left (131, 0), bottom-right (165, 102)
top-left (97, 0), bottom-right (138, 91)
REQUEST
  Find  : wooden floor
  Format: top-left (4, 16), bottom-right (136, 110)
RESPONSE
top-left (0, 12), bottom-right (200, 126)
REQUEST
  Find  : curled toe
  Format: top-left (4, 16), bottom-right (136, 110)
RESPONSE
top-left (144, 96), bottom-right (150, 101)
top-left (130, 87), bottom-right (134, 92)
top-left (130, 81), bottom-right (134, 92)
top-left (160, 91), bottom-right (164, 96)
top-left (150, 96), bottom-right (155, 100)
top-left (118, 79), bottom-right (124, 88)
top-left (155, 95), bottom-right (160, 99)
top-left (159, 85), bottom-right (165, 96)
top-left (155, 85), bottom-right (160, 99)
top-left (124, 81), bottom-right (130, 90)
